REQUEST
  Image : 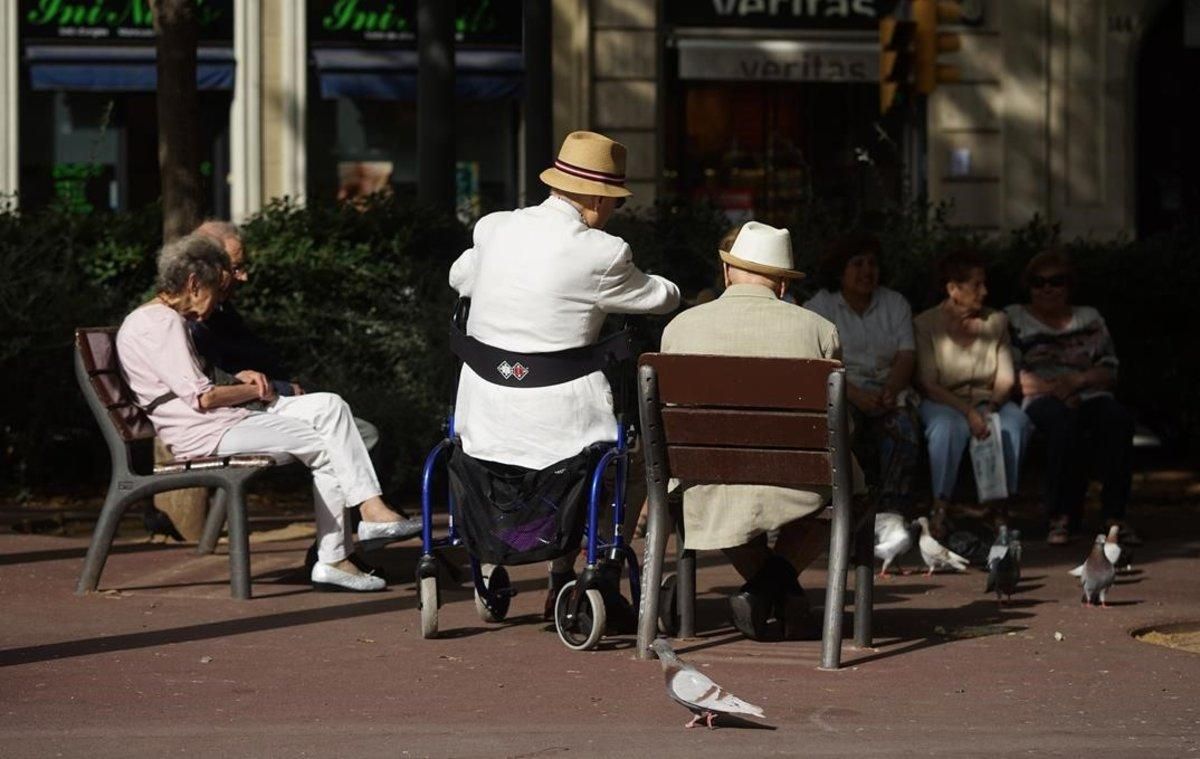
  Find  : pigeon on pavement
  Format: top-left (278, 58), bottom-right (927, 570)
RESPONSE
top-left (874, 512), bottom-right (917, 578)
top-left (1069, 525), bottom-right (1132, 576)
top-left (1080, 534), bottom-right (1116, 608)
top-left (649, 638), bottom-right (765, 729)
top-left (916, 516), bottom-right (970, 576)
top-left (984, 525), bottom-right (1019, 604)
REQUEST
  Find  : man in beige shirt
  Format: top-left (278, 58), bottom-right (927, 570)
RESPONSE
top-left (660, 222), bottom-right (841, 641)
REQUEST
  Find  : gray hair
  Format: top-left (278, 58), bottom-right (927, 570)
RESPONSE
top-left (193, 219), bottom-right (241, 248)
top-left (155, 233), bottom-right (230, 295)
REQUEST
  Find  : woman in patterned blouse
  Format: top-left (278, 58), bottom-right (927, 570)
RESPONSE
top-left (1005, 250), bottom-right (1138, 546)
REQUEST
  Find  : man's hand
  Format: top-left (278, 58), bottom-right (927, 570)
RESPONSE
top-left (235, 370), bottom-right (276, 402)
top-left (966, 407), bottom-right (991, 439)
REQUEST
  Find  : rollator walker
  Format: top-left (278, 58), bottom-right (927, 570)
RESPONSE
top-left (416, 301), bottom-right (641, 651)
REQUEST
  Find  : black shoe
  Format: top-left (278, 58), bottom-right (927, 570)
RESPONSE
top-left (760, 555), bottom-right (818, 640)
top-left (729, 587), bottom-right (771, 640)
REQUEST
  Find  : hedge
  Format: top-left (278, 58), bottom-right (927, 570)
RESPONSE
top-left (0, 194), bottom-right (1195, 498)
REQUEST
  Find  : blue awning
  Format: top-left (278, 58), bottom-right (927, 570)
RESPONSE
top-left (311, 48), bottom-right (523, 100)
top-left (24, 45), bottom-right (235, 91)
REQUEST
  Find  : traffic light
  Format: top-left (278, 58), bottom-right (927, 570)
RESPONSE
top-left (879, 11), bottom-right (916, 115)
top-left (913, 0), bottom-right (963, 95)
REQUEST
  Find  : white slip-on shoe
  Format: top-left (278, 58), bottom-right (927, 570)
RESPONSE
top-left (357, 517), bottom-right (423, 553)
top-left (311, 562), bottom-right (386, 593)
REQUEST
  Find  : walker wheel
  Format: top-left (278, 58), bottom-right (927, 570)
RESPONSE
top-left (475, 565), bottom-right (512, 623)
top-left (418, 575), bottom-right (439, 639)
top-left (658, 573), bottom-right (680, 636)
top-left (555, 580), bottom-right (606, 651)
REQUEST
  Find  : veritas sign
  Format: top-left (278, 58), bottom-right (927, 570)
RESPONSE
top-left (307, 0), bottom-right (522, 47)
top-left (20, 0), bottom-right (233, 43)
top-left (665, 0), bottom-right (899, 31)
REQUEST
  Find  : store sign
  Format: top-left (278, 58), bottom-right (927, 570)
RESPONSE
top-left (308, 0), bottom-right (522, 47)
top-left (679, 39), bottom-right (877, 82)
top-left (20, 0), bottom-right (233, 43)
top-left (666, 0), bottom-right (898, 30)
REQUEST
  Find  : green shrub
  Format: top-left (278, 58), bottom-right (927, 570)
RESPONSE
top-left (0, 194), bottom-right (1196, 498)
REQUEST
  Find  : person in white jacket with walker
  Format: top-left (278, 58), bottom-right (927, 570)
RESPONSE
top-left (449, 131), bottom-right (681, 617)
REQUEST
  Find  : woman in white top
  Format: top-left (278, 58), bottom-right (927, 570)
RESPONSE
top-left (805, 234), bottom-right (921, 515)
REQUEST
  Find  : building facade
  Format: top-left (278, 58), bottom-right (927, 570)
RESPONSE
top-left (0, 0), bottom-right (1194, 238)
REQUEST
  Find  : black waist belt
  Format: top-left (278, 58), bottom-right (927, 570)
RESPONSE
top-left (450, 325), bottom-right (634, 388)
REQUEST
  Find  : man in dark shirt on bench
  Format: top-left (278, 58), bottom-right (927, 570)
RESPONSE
top-left (183, 220), bottom-right (418, 562)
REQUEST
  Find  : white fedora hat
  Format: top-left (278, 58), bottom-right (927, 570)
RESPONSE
top-left (539, 131), bottom-right (632, 198)
top-left (719, 221), bottom-right (805, 280)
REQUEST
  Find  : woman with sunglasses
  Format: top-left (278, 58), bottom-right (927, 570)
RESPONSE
top-left (1005, 250), bottom-right (1138, 546)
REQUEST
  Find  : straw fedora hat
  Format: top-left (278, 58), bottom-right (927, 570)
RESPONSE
top-left (719, 221), bottom-right (806, 280)
top-left (540, 131), bottom-right (632, 198)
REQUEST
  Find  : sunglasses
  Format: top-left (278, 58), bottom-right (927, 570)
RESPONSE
top-left (1029, 274), bottom-right (1069, 289)
top-left (615, 196), bottom-right (626, 210)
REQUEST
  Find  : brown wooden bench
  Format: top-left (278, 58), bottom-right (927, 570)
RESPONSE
top-left (74, 327), bottom-right (296, 599)
top-left (634, 354), bottom-right (874, 670)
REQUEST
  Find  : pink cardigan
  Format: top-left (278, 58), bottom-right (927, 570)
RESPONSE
top-left (116, 302), bottom-right (252, 459)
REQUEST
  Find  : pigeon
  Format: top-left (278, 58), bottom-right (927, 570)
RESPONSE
top-left (1069, 525), bottom-right (1132, 576)
top-left (916, 516), bottom-right (970, 575)
top-left (1009, 529), bottom-right (1024, 577)
top-left (984, 526), bottom-right (1019, 604)
top-left (649, 638), bottom-right (765, 729)
top-left (1079, 534), bottom-right (1116, 608)
top-left (874, 512), bottom-right (917, 578)
top-left (1104, 524), bottom-right (1133, 571)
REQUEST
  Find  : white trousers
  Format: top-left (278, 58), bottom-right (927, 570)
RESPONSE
top-left (216, 392), bottom-right (381, 564)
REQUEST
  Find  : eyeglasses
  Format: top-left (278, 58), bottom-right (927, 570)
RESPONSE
top-left (1029, 274), bottom-right (1069, 289)
top-left (615, 196), bottom-right (626, 210)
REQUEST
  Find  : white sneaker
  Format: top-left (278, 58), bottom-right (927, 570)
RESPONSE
top-left (357, 517), bottom-right (423, 552)
top-left (311, 562), bottom-right (386, 592)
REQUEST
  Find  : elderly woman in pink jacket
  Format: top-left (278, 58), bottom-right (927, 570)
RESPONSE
top-left (117, 233), bottom-right (417, 592)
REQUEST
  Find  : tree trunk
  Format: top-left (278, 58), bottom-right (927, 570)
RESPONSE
top-left (151, 0), bottom-right (207, 539)
top-left (417, 0), bottom-right (456, 214)
top-left (152, 0), bottom-right (202, 242)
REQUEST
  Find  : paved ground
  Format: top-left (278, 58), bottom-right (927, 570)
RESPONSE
top-left (2, 474), bottom-right (1200, 757)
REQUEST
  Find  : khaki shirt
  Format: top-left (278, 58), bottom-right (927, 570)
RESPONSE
top-left (659, 284), bottom-right (841, 550)
top-left (914, 305), bottom-right (1012, 406)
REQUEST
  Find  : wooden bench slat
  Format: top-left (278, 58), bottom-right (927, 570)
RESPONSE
top-left (661, 408), bottom-right (828, 449)
top-left (667, 446), bottom-right (833, 488)
top-left (639, 354), bottom-right (838, 410)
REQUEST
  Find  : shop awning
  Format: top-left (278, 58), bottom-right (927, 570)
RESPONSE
top-left (677, 38), bottom-right (878, 83)
top-left (312, 48), bottom-right (523, 100)
top-left (24, 45), bottom-right (236, 91)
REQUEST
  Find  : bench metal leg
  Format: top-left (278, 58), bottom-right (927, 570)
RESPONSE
top-left (853, 515), bottom-right (874, 648)
top-left (635, 482), bottom-right (670, 660)
top-left (76, 483), bottom-right (133, 594)
top-left (820, 495), bottom-right (851, 670)
top-left (224, 480), bottom-right (252, 600)
top-left (197, 489), bottom-right (227, 555)
top-left (676, 515), bottom-right (696, 639)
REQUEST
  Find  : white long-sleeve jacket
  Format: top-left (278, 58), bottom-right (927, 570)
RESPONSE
top-left (449, 195), bottom-right (680, 469)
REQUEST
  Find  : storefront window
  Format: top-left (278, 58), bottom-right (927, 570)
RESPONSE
top-left (663, 0), bottom-right (904, 224)
top-left (305, 0), bottom-right (523, 219)
top-left (17, 0), bottom-right (235, 215)
top-left (667, 80), bottom-right (900, 225)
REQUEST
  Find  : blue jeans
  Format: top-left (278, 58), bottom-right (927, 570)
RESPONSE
top-left (918, 399), bottom-right (1032, 501)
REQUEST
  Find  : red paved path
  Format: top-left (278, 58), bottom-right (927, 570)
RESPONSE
top-left (2, 496), bottom-right (1200, 757)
